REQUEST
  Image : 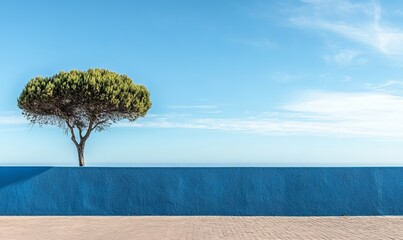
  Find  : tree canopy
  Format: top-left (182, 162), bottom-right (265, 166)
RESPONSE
top-left (18, 68), bottom-right (152, 166)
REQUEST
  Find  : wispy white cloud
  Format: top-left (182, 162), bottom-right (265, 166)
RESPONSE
top-left (343, 75), bottom-right (352, 82)
top-left (0, 127), bottom-right (27, 133)
top-left (168, 105), bottom-right (217, 109)
top-left (197, 110), bottom-right (222, 114)
top-left (324, 49), bottom-right (366, 66)
top-left (392, 9), bottom-right (403, 17)
top-left (0, 116), bottom-right (26, 125)
top-left (366, 80), bottom-right (403, 94)
top-left (121, 91), bottom-right (403, 140)
top-left (0, 115), bottom-right (28, 132)
top-left (271, 73), bottom-right (303, 83)
top-left (293, 0), bottom-right (403, 55)
top-left (300, 0), bottom-right (366, 13)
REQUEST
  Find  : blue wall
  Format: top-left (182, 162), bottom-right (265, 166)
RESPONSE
top-left (0, 167), bottom-right (402, 216)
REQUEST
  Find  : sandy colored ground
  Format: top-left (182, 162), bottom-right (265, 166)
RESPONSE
top-left (0, 216), bottom-right (402, 240)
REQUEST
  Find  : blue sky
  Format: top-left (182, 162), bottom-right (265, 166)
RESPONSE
top-left (1, 0), bottom-right (403, 166)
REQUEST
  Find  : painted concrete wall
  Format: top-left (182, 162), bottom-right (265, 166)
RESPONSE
top-left (0, 167), bottom-right (401, 216)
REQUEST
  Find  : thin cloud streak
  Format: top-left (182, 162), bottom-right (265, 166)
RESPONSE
top-left (0, 116), bottom-right (26, 125)
top-left (366, 80), bottom-right (403, 94)
top-left (168, 105), bottom-right (217, 109)
top-left (5, 91), bottom-right (403, 139)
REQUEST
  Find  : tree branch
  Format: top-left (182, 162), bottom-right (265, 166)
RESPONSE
top-left (66, 121), bottom-right (79, 147)
top-left (91, 119), bottom-right (109, 131)
top-left (82, 119), bottom-right (94, 142)
top-left (78, 126), bottom-right (83, 139)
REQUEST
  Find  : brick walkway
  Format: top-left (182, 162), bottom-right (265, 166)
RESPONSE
top-left (0, 216), bottom-right (402, 239)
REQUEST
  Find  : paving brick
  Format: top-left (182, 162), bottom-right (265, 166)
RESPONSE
top-left (0, 216), bottom-right (402, 239)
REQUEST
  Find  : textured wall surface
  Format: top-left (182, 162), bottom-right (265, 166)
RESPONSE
top-left (0, 167), bottom-right (401, 216)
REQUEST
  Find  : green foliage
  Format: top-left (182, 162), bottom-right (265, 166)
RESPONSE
top-left (18, 68), bottom-right (152, 132)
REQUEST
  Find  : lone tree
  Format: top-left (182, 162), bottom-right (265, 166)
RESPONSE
top-left (18, 69), bottom-right (152, 166)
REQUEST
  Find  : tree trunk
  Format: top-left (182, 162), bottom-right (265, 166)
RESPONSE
top-left (77, 144), bottom-right (85, 167)
top-left (67, 122), bottom-right (92, 167)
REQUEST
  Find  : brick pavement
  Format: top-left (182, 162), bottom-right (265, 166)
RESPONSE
top-left (0, 216), bottom-right (402, 240)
